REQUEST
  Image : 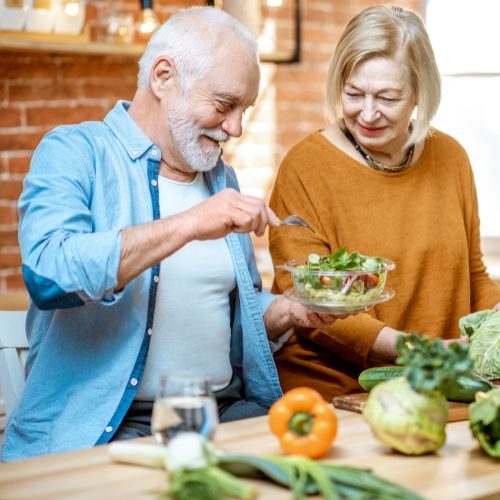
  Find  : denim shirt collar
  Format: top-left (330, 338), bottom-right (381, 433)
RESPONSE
top-left (104, 100), bottom-right (154, 161)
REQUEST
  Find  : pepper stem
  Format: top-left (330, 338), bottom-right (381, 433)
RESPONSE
top-left (289, 412), bottom-right (314, 436)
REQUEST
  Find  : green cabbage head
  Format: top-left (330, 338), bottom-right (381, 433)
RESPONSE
top-left (363, 377), bottom-right (448, 455)
top-left (459, 310), bottom-right (500, 380)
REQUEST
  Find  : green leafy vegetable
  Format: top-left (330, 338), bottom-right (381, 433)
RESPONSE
top-left (459, 309), bottom-right (500, 380)
top-left (304, 248), bottom-right (384, 273)
top-left (469, 388), bottom-right (500, 458)
top-left (395, 334), bottom-right (472, 394)
top-left (363, 334), bottom-right (472, 455)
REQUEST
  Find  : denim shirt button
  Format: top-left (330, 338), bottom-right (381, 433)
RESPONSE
top-left (151, 179), bottom-right (158, 187)
top-left (105, 426), bottom-right (113, 433)
top-left (130, 378), bottom-right (138, 386)
top-left (147, 328), bottom-right (152, 336)
top-left (151, 149), bottom-right (158, 156)
top-left (153, 275), bottom-right (159, 283)
top-left (132, 150), bottom-right (138, 156)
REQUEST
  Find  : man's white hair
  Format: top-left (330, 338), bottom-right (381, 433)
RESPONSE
top-left (137, 7), bottom-right (258, 90)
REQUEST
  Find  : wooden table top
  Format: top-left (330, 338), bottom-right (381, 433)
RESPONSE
top-left (0, 409), bottom-right (498, 499)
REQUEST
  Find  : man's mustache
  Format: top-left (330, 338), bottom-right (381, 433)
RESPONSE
top-left (200, 128), bottom-right (229, 143)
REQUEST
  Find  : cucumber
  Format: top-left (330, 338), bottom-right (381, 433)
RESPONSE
top-left (359, 366), bottom-right (494, 402)
top-left (442, 374), bottom-right (494, 403)
top-left (358, 366), bottom-right (404, 391)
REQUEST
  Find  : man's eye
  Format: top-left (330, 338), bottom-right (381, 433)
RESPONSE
top-left (216, 101), bottom-right (232, 111)
top-left (380, 97), bottom-right (397, 102)
top-left (345, 92), bottom-right (361, 98)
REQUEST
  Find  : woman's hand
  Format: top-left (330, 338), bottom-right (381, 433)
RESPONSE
top-left (492, 302), bottom-right (500, 312)
top-left (369, 327), bottom-right (469, 364)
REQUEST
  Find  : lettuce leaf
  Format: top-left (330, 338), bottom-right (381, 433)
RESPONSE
top-left (469, 388), bottom-right (500, 458)
top-left (459, 310), bottom-right (500, 380)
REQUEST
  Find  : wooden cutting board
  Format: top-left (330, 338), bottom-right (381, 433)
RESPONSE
top-left (332, 393), bottom-right (469, 422)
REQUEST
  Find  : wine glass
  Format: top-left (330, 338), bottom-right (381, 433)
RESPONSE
top-left (151, 373), bottom-right (218, 446)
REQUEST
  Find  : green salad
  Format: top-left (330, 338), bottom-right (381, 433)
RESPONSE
top-left (292, 248), bottom-right (389, 304)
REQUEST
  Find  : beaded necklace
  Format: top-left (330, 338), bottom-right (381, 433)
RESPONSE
top-left (342, 127), bottom-right (415, 174)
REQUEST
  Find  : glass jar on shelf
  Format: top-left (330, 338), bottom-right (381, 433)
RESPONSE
top-left (24, 0), bottom-right (55, 33)
top-left (96, 8), bottom-right (135, 44)
top-left (0, 0), bottom-right (28, 31)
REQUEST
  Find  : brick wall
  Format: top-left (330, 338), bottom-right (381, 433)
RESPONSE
top-left (0, 0), bottom-right (418, 292)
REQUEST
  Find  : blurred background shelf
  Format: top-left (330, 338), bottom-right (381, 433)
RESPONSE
top-left (0, 30), bottom-right (145, 57)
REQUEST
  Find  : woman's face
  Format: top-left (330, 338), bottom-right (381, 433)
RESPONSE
top-left (341, 56), bottom-right (417, 156)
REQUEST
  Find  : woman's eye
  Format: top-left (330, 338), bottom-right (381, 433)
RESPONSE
top-left (380, 97), bottom-right (397, 102)
top-left (345, 92), bottom-right (361, 98)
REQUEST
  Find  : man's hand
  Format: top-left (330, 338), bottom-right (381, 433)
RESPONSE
top-left (182, 188), bottom-right (280, 240)
top-left (117, 189), bottom-right (278, 289)
top-left (264, 295), bottom-right (338, 340)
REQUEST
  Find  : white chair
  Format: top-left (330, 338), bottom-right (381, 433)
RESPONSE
top-left (0, 310), bottom-right (28, 422)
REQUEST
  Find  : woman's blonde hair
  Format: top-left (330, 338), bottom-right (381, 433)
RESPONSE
top-left (326, 5), bottom-right (441, 145)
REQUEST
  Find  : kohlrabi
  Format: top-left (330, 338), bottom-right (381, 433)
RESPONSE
top-left (363, 334), bottom-right (472, 455)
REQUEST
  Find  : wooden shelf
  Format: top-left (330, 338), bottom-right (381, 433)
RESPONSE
top-left (0, 30), bottom-right (146, 57)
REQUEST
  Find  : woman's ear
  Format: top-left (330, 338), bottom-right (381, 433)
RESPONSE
top-left (150, 56), bottom-right (176, 99)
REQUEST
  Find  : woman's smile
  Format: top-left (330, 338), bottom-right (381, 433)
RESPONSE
top-left (356, 123), bottom-right (387, 137)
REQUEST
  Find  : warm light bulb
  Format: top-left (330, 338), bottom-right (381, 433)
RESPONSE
top-left (64, 1), bottom-right (80, 16)
top-left (139, 7), bottom-right (159, 34)
top-left (266, 0), bottom-right (283, 6)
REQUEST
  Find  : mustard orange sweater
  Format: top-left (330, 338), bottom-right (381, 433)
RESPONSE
top-left (269, 130), bottom-right (500, 399)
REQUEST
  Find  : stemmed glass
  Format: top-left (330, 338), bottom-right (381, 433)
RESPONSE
top-left (151, 373), bottom-right (218, 446)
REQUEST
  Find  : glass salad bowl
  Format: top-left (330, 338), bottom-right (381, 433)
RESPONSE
top-left (280, 249), bottom-right (396, 314)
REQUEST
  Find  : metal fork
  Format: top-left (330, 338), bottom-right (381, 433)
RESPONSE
top-left (279, 214), bottom-right (313, 230)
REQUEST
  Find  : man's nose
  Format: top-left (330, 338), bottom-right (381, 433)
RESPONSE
top-left (221, 109), bottom-right (243, 138)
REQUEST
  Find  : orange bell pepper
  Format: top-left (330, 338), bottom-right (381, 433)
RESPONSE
top-left (268, 387), bottom-right (338, 459)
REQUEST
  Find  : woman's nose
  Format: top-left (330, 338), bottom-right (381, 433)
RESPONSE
top-left (360, 98), bottom-right (379, 122)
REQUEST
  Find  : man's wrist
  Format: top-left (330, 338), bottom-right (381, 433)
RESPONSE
top-left (264, 295), bottom-right (293, 340)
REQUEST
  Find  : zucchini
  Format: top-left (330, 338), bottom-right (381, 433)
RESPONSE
top-left (358, 366), bottom-right (404, 391)
top-left (359, 366), bottom-right (494, 402)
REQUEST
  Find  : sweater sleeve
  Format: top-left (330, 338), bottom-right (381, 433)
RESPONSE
top-left (268, 142), bottom-right (386, 367)
top-left (465, 162), bottom-right (500, 310)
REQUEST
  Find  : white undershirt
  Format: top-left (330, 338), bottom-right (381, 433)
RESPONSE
top-left (136, 172), bottom-right (236, 400)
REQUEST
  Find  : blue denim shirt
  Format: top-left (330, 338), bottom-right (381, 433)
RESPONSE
top-left (2, 101), bottom-right (282, 461)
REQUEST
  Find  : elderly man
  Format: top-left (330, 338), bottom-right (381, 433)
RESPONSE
top-left (2, 7), bottom-right (335, 461)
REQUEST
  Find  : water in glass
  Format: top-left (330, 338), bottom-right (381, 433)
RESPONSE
top-left (152, 373), bottom-right (218, 445)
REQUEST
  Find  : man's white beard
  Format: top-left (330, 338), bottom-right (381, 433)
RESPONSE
top-left (168, 101), bottom-right (229, 172)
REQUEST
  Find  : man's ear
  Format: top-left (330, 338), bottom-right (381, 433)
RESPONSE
top-left (150, 56), bottom-right (176, 99)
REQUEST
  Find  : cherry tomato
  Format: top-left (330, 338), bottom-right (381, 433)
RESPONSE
top-left (364, 273), bottom-right (379, 289)
top-left (319, 276), bottom-right (332, 286)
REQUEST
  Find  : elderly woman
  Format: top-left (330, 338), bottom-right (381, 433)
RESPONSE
top-left (268, 5), bottom-right (500, 399)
